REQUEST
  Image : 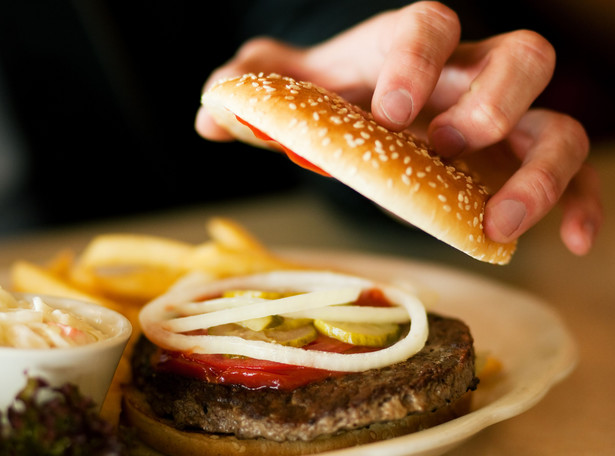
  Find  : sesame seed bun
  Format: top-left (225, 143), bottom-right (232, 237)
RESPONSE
top-left (202, 73), bottom-right (516, 264)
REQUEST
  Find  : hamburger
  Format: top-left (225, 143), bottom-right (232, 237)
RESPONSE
top-left (123, 270), bottom-right (478, 455)
top-left (120, 73), bottom-right (503, 454)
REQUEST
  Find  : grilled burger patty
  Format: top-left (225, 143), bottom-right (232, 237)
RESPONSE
top-left (130, 313), bottom-right (478, 442)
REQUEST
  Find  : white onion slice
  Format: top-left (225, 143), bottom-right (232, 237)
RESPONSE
top-left (164, 287), bottom-right (361, 333)
top-left (139, 270), bottom-right (428, 372)
top-left (175, 296), bottom-right (410, 324)
top-left (175, 297), bottom-right (269, 315)
top-left (281, 306), bottom-right (409, 323)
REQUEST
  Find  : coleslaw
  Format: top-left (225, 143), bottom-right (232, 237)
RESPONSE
top-left (0, 288), bottom-right (106, 349)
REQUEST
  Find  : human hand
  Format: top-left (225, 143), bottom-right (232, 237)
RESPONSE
top-left (195, 1), bottom-right (602, 255)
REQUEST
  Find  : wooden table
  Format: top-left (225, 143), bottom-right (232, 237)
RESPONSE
top-left (0, 142), bottom-right (613, 455)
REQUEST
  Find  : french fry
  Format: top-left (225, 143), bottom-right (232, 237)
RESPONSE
top-left (71, 233), bottom-right (196, 302)
top-left (44, 249), bottom-right (76, 278)
top-left (10, 260), bottom-right (122, 313)
top-left (77, 234), bottom-right (194, 270)
top-left (205, 217), bottom-right (269, 253)
top-left (187, 242), bottom-right (296, 277)
top-left (72, 266), bottom-right (184, 303)
top-left (7, 217), bottom-right (300, 428)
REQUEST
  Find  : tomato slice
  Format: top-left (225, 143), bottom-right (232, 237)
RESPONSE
top-left (154, 334), bottom-right (375, 390)
top-left (235, 115), bottom-right (331, 177)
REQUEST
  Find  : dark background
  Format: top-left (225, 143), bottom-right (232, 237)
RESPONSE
top-left (0, 0), bottom-right (612, 236)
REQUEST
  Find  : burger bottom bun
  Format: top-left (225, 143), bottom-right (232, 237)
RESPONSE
top-left (121, 384), bottom-right (473, 456)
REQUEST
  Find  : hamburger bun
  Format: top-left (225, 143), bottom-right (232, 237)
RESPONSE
top-left (122, 384), bottom-right (472, 456)
top-left (202, 73), bottom-right (517, 264)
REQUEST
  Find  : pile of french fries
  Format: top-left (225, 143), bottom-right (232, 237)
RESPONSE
top-left (8, 217), bottom-right (298, 425)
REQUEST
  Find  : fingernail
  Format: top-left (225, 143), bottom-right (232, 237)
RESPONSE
top-left (380, 89), bottom-right (413, 126)
top-left (431, 125), bottom-right (466, 157)
top-left (579, 220), bottom-right (597, 251)
top-left (489, 199), bottom-right (527, 239)
top-left (582, 220), bottom-right (596, 240)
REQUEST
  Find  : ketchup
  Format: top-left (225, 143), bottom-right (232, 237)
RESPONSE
top-left (234, 115), bottom-right (332, 177)
top-left (154, 335), bottom-right (373, 390)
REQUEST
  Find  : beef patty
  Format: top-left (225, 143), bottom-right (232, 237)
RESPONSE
top-left (131, 313), bottom-right (478, 442)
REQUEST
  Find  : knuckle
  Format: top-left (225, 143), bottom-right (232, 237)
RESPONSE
top-left (506, 30), bottom-right (556, 74)
top-left (470, 98), bottom-right (513, 140)
top-left (528, 162), bottom-right (566, 208)
top-left (412, 1), bottom-right (460, 24)
top-left (390, 2), bottom-right (461, 79)
top-left (559, 114), bottom-right (590, 161)
top-left (236, 37), bottom-right (285, 60)
top-left (414, 1), bottom-right (461, 40)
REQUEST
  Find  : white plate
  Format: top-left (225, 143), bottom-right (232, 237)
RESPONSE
top-left (280, 248), bottom-right (578, 456)
top-left (0, 249), bottom-right (577, 456)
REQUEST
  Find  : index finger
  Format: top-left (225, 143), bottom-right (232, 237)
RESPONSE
top-left (371, 2), bottom-right (461, 130)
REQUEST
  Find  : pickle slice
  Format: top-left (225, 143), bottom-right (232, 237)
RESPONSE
top-left (264, 319), bottom-right (318, 347)
top-left (237, 315), bottom-right (281, 331)
top-left (222, 290), bottom-right (293, 332)
top-left (313, 320), bottom-right (401, 347)
top-left (209, 318), bottom-right (318, 348)
top-left (208, 323), bottom-right (270, 342)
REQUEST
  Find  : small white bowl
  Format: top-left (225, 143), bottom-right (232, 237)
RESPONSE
top-left (0, 293), bottom-right (132, 412)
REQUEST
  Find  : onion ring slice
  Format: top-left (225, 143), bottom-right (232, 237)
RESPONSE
top-left (139, 270), bottom-right (428, 372)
